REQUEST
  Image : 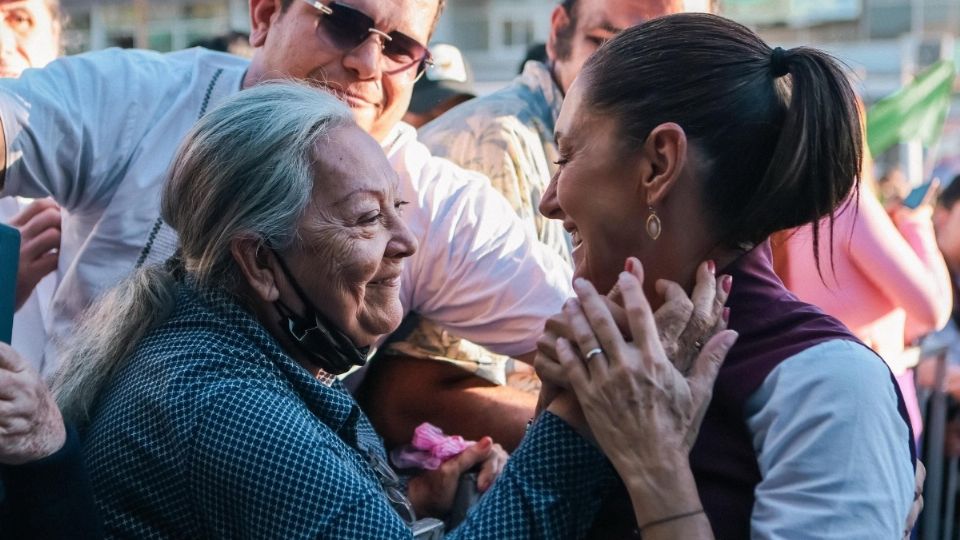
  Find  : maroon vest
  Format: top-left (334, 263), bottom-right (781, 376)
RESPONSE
top-left (588, 242), bottom-right (915, 539)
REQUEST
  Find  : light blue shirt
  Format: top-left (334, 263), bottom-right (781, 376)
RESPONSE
top-left (746, 339), bottom-right (914, 538)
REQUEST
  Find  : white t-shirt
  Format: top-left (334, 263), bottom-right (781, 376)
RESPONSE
top-left (0, 47), bottom-right (571, 366)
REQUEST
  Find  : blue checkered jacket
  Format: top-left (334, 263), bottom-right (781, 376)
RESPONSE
top-left (81, 281), bottom-right (615, 538)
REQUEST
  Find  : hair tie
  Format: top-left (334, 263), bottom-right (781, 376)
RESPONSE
top-left (770, 47), bottom-right (790, 78)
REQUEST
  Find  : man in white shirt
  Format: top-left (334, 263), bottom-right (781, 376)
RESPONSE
top-left (0, 0), bottom-right (570, 444)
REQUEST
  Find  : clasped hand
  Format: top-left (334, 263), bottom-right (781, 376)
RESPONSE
top-left (406, 436), bottom-right (507, 519)
top-left (536, 257), bottom-right (737, 457)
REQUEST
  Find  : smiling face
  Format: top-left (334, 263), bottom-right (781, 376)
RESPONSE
top-left (548, 0), bottom-right (683, 93)
top-left (247, 0), bottom-right (438, 142)
top-left (539, 79), bottom-right (646, 294)
top-left (280, 124), bottom-right (418, 346)
top-left (0, 0), bottom-right (58, 78)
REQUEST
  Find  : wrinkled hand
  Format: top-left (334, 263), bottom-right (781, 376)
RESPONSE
top-left (903, 461), bottom-right (925, 539)
top-left (535, 258), bottom-right (731, 413)
top-left (554, 263), bottom-right (737, 485)
top-left (0, 342), bottom-right (66, 465)
top-left (8, 198), bottom-right (60, 311)
top-left (406, 437), bottom-right (507, 518)
top-left (652, 261), bottom-right (731, 374)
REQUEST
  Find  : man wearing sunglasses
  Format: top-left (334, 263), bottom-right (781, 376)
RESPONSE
top-left (0, 0), bottom-right (571, 446)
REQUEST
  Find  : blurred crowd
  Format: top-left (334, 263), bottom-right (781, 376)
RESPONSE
top-left (0, 0), bottom-right (951, 537)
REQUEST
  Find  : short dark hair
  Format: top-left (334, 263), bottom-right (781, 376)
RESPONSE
top-left (581, 13), bottom-right (862, 259)
top-left (553, 0), bottom-right (579, 61)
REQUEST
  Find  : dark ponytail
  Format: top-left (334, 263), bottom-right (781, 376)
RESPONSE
top-left (751, 46), bottom-right (862, 261)
top-left (581, 13), bottom-right (862, 256)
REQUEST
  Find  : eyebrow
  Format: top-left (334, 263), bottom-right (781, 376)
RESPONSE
top-left (333, 188), bottom-right (383, 206)
top-left (332, 179), bottom-right (402, 206)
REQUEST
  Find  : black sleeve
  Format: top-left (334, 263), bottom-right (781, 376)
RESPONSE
top-left (0, 424), bottom-right (103, 539)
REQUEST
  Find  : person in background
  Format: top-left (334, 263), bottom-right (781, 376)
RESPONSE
top-left (0, 343), bottom-right (101, 539)
top-left (402, 43), bottom-right (475, 129)
top-left (919, 175), bottom-right (960, 392)
top-left (774, 150), bottom-right (951, 439)
top-left (0, 0), bottom-right (62, 376)
top-left (0, 4), bottom-right (74, 517)
top-left (364, 0), bottom-right (688, 453)
top-left (535, 13), bottom-right (915, 537)
top-left (918, 174), bottom-right (960, 468)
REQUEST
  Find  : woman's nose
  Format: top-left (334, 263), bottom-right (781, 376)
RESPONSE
top-left (539, 176), bottom-right (562, 220)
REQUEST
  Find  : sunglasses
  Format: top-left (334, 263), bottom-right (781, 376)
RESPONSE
top-left (302, 0), bottom-right (433, 78)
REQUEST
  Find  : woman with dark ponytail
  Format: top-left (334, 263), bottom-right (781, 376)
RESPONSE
top-left (537, 13), bottom-right (916, 538)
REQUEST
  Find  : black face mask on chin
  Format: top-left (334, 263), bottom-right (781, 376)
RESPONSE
top-left (271, 253), bottom-right (369, 375)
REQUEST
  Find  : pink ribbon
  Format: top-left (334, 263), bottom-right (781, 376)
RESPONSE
top-left (390, 422), bottom-right (475, 470)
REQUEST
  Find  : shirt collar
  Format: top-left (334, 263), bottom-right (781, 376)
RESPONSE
top-left (519, 60), bottom-right (564, 125)
top-left (381, 121), bottom-right (414, 156)
top-left (189, 281), bottom-right (359, 437)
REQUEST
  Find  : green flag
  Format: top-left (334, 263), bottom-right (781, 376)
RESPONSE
top-left (866, 59), bottom-right (956, 156)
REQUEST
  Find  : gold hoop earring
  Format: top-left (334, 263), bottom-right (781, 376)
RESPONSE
top-left (646, 206), bottom-right (662, 240)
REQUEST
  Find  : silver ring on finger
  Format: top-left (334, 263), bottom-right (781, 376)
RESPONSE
top-left (693, 339), bottom-right (704, 351)
top-left (584, 347), bottom-right (604, 361)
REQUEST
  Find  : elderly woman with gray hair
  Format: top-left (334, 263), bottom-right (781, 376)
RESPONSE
top-left (49, 81), bottom-right (735, 539)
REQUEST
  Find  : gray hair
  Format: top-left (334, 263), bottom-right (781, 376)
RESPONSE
top-left (53, 81), bottom-right (353, 424)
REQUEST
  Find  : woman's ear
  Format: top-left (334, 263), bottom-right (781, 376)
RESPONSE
top-left (231, 237), bottom-right (280, 303)
top-left (639, 122), bottom-right (687, 206)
